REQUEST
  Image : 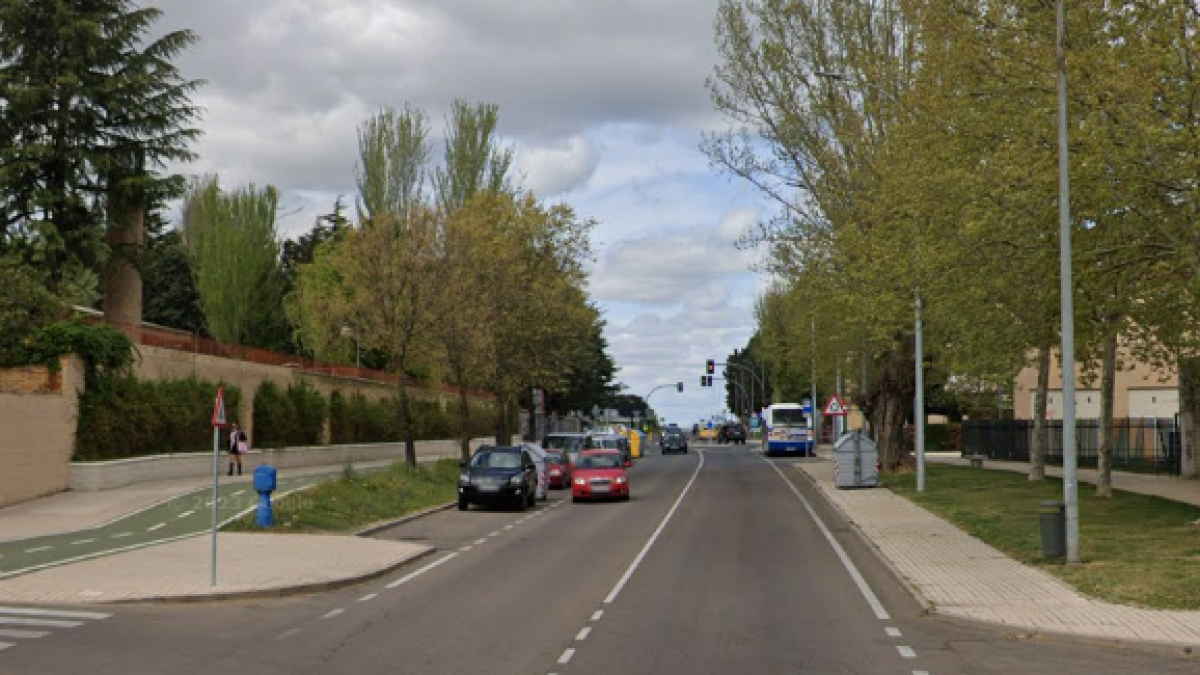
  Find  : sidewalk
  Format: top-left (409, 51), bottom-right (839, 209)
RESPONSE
top-left (798, 453), bottom-right (1200, 653)
top-left (0, 459), bottom-right (433, 604)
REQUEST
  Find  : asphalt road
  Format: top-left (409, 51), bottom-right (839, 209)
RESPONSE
top-left (1, 444), bottom-right (1196, 675)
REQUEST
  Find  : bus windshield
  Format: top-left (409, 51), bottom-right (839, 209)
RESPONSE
top-left (770, 408), bottom-right (807, 427)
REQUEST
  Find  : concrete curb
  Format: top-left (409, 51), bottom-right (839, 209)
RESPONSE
top-left (106, 546), bottom-right (439, 605)
top-left (354, 501), bottom-right (458, 537)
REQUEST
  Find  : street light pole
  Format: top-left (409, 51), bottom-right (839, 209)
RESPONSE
top-left (1056, 0), bottom-right (1080, 564)
top-left (915, 292), bottom-right (925, 493)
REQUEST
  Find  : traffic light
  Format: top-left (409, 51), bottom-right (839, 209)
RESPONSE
top-left (705, 359), bottom-right (715, 375)
top-left (699, 375), bottom-right (707, 387)
top-left (676, 382), bottom-right (683, 393)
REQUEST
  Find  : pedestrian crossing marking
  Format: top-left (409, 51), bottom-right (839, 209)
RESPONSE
top-left (0, 606), bottom-right (110, 620)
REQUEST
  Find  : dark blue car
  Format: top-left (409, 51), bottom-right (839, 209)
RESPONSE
top-left (458, 446), bottom-right (538, 511)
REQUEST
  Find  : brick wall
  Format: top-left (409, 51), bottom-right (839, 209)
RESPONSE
top-left (0, 357), bottom-right (84, 507)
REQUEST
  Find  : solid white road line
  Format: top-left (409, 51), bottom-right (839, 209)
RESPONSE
top-left (603, 451), bottom-right (705, 605)
top-left (590, 610), bottom-right (604, 622)
top-left (0, 629), bottom-right (48, 639)
top-left (897, 646), bottom-right (917, 658)
top-left (384, 552), bottom-right (459, 589)
top-left (0, 607), bottom-right (110, 620)
top-left (321, 609), bottom-right (344, 619)
top-left (886, 627), bottom-right (902, 637)
top-left (575, 627), bottom-right (591, 641)
top-left (557, 648), bottom-right (575, 664)
top-left (760, 456), bottom-right (891, 621)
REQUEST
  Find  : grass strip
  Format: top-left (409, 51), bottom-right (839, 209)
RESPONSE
top-left (882, 464), bottom-right (1200, 610)
top-left (224, 459), bottom-right (460, 534)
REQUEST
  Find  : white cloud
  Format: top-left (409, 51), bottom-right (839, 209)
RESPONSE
top-left (144, 0), bottom-right (776, 424)
top-left (516, 136), bottom-right (601, 197)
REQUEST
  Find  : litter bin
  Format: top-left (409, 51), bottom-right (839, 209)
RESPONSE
top-left (1039, 500), bottom-right (1065, 559)
top-left (833, 431), bottom-right (879, 488)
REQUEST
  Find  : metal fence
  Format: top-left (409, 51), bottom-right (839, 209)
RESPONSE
top-left (962, 418), bottom-right (1181, 476)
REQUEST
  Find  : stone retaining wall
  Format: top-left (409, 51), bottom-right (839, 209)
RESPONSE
top-left (68, 437), bottom-right (495, 492)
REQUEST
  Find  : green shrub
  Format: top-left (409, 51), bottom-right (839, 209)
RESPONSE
top-left (75, 376), bottom-right (241, 460)
top-left (329, 390), bottom-right (399, 444)
top-left (253, 380), bottom-right (327, 448)
top-left (1, 319), bottom-right (133, 379)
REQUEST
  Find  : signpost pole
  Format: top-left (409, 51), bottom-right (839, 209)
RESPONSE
top-left (210, 387), bottom-right (227, 587)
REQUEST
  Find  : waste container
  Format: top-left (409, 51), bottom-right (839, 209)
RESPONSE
top-left (833, 431), bottom-right (879, 488)
top-left (1039, 500), bottom-right (1065, 559)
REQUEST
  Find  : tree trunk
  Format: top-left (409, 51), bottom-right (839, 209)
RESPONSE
top-left (495, 395), bottom-right (513, 445)
top-left (104, 195), bottom-right (145, 342)
top-left (457, 386), bottom-right (472, 462)
top-left (398, 381), bottom-right (416, 467)
top-left (865, 344), bottom-right (914, 472)
top-left (1096, 333), bottom-right (1117, 498)
top-left (1030, 345), bottom-right (1051, 481)
top-left (1180, 353), bottom-right (1200, 479)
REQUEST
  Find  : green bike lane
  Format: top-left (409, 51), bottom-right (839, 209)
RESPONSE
top-left (0, 471), bottom-right (339, 580)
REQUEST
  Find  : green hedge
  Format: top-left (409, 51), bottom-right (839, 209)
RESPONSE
top-left (252, 380), bottom-right (328, 449)
top-left (75, 376), bottom-right (242, 460)
top-left (329, 390), bottom-right (495, 444)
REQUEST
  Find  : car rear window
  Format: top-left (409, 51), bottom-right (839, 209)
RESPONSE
top-left (470, 451), bottom-right (522, 469)
top-left (578, 454), bottom-right (621, 469)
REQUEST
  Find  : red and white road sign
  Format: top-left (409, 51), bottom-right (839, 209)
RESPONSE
top-left (212, 387), bottom-right (228, 428)
top-left (823, 395), bottom-right (848, 417)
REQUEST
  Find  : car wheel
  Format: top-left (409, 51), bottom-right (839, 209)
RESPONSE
top-left (572, 496), bottom-right (580, 503)
top-left (457, 498), bottom-right (468, 511)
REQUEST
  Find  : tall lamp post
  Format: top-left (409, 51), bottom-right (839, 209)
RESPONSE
top-left (814, 70), bottom-right (926, 491)
top-left (340, 325), bottom-right (360, 369)
top-left (1055, 0), bottom-right (1080, 564)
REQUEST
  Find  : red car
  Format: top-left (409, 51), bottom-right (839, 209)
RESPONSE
top-left (571, 449), bottom-right (630, 502)
top-left (544, 450), bottom-right (570, 489)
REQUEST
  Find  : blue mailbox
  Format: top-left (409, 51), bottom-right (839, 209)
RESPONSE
top-left (253, 465), bottom-right (277, 527)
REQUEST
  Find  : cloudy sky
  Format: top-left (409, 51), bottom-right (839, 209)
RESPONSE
top-left (150, 0), bottom-right (772, 427)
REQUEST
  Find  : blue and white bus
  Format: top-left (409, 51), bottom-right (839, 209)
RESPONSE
top-left (762, 403), bottom-right (814, 456)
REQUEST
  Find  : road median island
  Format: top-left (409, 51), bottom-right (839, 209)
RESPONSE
top-left (223, 459), bottom-right (461, 535)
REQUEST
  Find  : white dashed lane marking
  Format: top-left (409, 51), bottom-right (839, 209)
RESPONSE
top-left (575, 627), bottom-right (591, 641)
top-left (177, 510), bottom-right (195, 519)
top-left (357, 594), bottom-right (377, 603)
top-left (321, 609), bottom-right (344, 619)
top-left (886, 627), bottom-right (902, 637)
top-left (474, 538), bottom-right (487, 545)
top-left (591, 610), bottom-right (604, 621)
top-left (147, 523), bottom-right (166, 532)
top-left (459, 545), bottom-right (473, 552)
top-left (71, 539), bottom-right (94, 545)
top-left (277, 628), bottom-right (302, 640)
top-left (897, 646), bottom-right (916, 659)
top-left (111, 532), bottom-right (133, 539)
top-left (23, 547), bottom-right (51, 554)
top-left (557, 648), bottom-right (575, 665)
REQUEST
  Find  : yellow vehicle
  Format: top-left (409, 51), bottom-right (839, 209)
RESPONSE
top-left (697, 425), bottom-right (719, 442)
top-left (620, 429), bottom-right (645, 458)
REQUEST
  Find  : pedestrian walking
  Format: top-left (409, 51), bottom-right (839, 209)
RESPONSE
top-left (227, 423), bottom-right (248, 476)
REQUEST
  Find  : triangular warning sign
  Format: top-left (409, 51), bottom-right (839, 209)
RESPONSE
top-left (823, 395), bottom-right (848, 416)
top-left (212, 387), bottom-right (228, 428)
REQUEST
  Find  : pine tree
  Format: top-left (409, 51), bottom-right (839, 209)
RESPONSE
top-left (0, 0), bottom-right (202, 297)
